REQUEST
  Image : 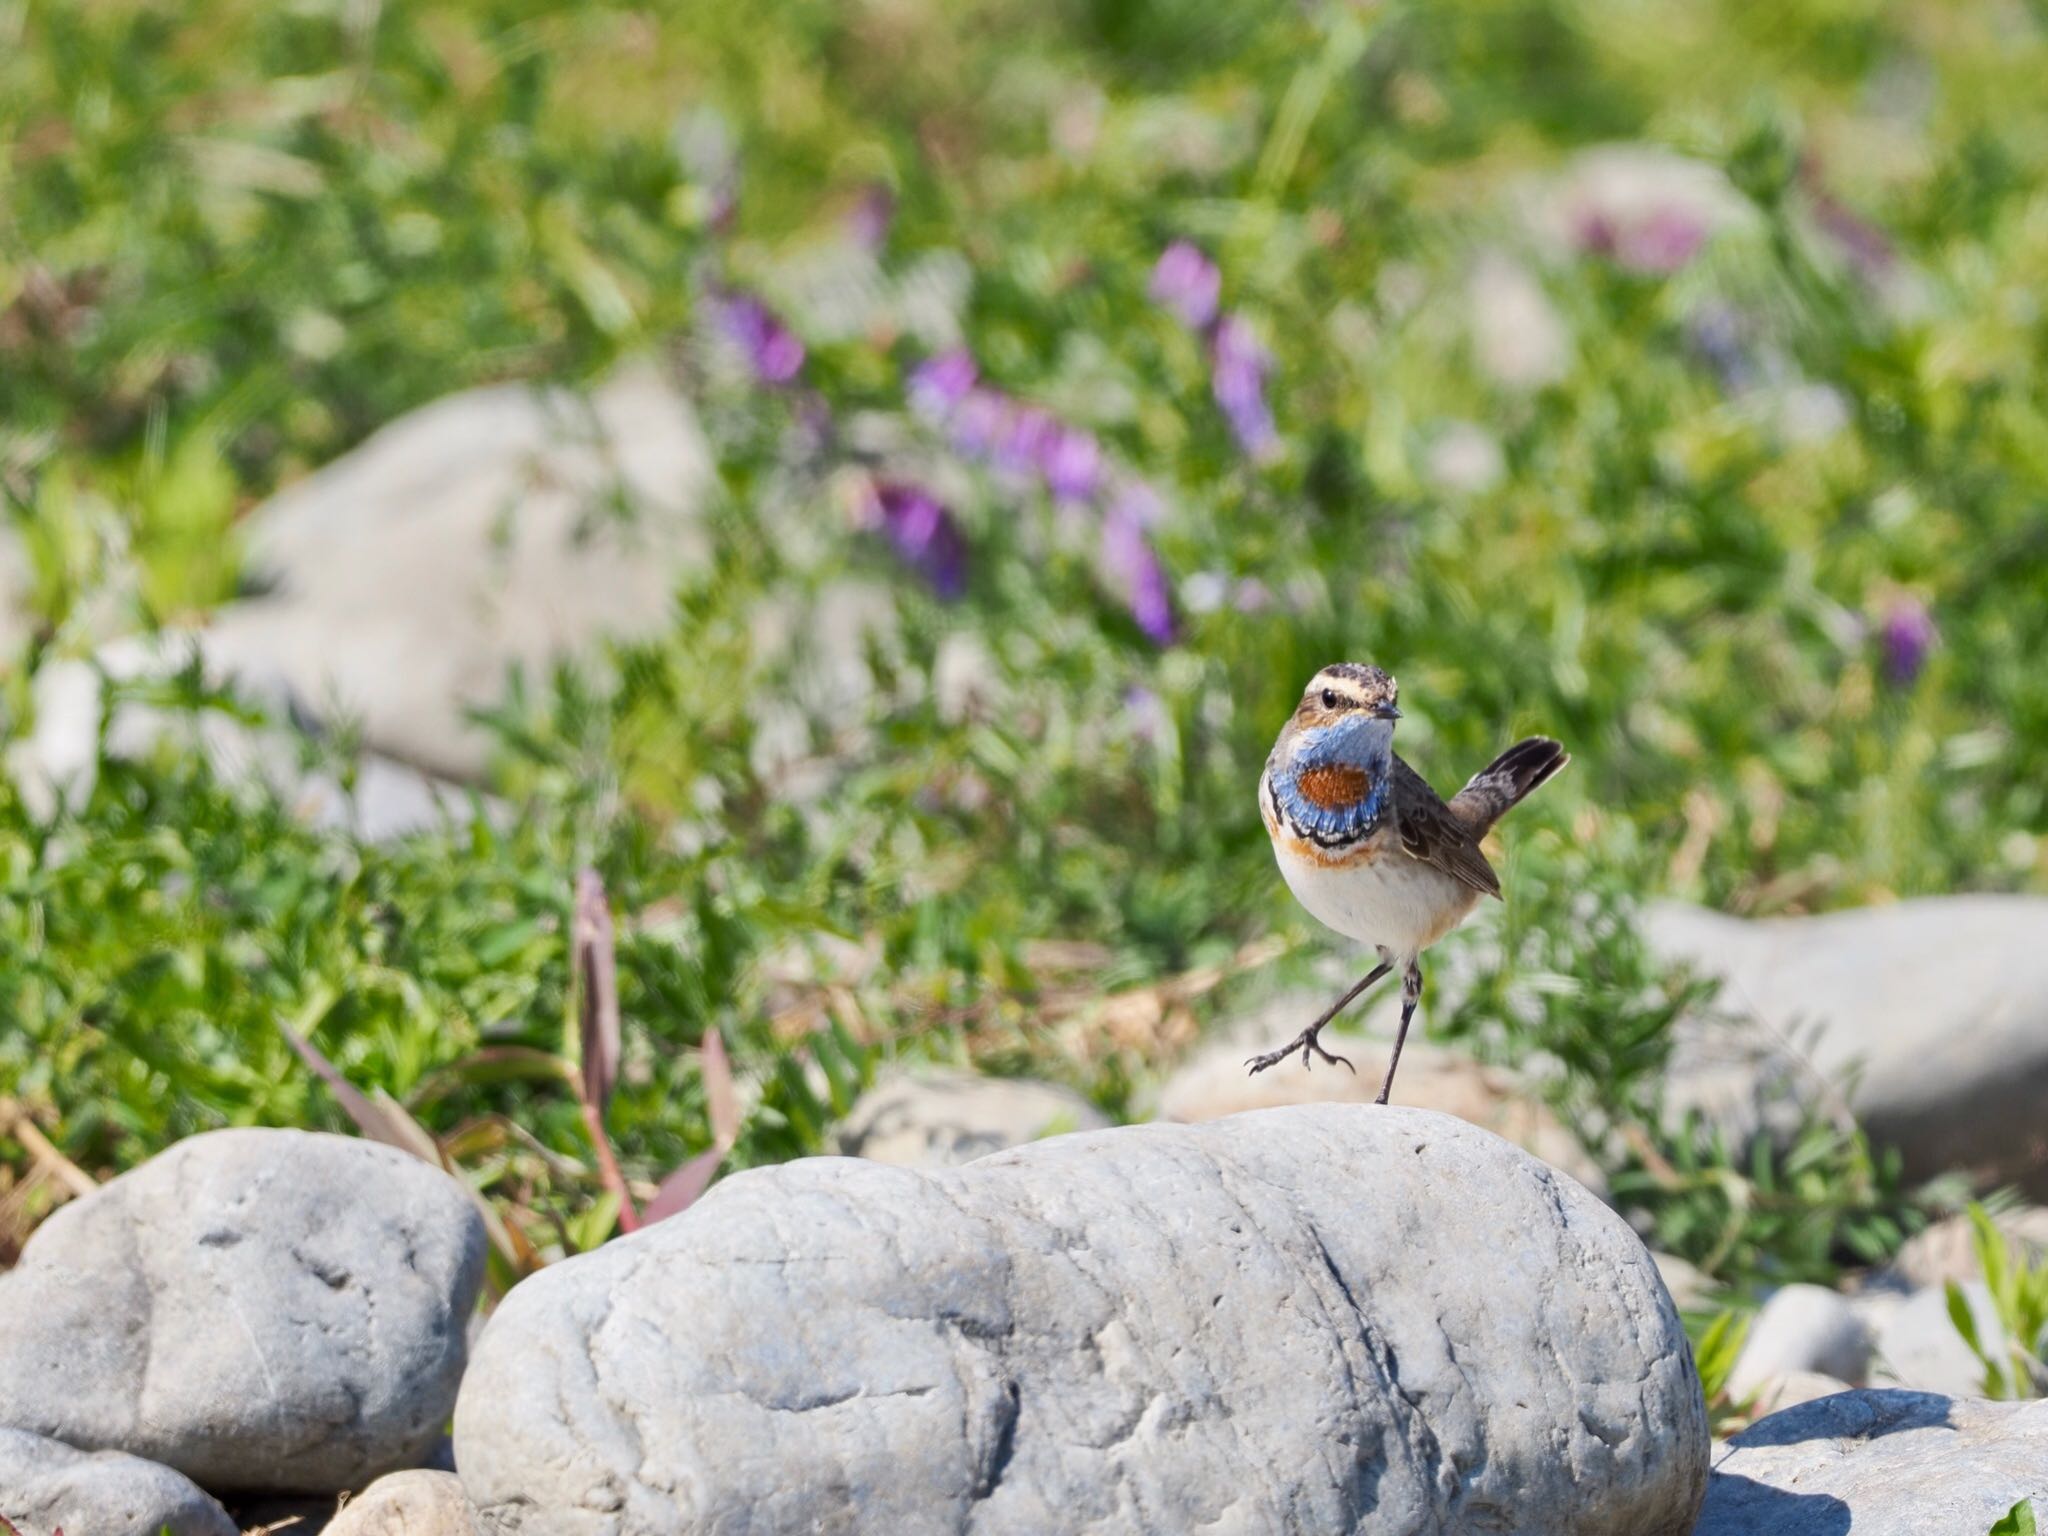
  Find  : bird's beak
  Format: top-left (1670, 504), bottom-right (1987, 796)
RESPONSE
top-left (1376, 703), bottom-right (1402, 721)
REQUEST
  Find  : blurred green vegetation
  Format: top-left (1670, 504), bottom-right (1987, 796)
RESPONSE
top-left (4, 0), bottom-right (2046, 1291)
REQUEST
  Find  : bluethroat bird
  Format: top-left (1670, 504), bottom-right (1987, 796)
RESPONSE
top-left (1248, 663), bottom-right (1568, 1102)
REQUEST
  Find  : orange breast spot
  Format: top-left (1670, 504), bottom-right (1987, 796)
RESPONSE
top-left (1296, 764), bottom-right (1371, 811)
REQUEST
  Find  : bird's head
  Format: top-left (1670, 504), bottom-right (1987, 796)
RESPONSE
top-left (1275, 662), bottom-right (1399, 769)
top-left (1290, 662), bottom-right (1399, 733)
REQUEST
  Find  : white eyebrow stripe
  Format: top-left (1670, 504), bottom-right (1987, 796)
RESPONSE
top-left (1311, 678), bottom-right (1375, 706)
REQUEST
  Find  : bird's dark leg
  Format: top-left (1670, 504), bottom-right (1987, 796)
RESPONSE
top-left (1375, 961), bottom-right (1424, 1105)
top-left (1245, 960), bottom-right (1393, 1077)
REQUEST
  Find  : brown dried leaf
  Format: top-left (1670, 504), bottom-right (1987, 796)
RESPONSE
top-left (0, 1099), bottom-right (96, 1199)
top-left (703, 1026), bottom-right (740, 1152)
top-left (275, 1013), bottom-right (419, 1155)
top-left (573, 869), bottom-right (621, 1118)
top-left (641, 1147), bottom-right (724, 1225)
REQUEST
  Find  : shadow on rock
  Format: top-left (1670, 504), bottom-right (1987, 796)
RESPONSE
top-left (1699, 1474), bottom-right (1852, 1536)
top-left (1733, 1388), bottom-right (1953, 1449)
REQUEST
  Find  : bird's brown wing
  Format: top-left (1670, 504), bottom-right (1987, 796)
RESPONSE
top-left (1389, 754), bottom-right (1503, 900)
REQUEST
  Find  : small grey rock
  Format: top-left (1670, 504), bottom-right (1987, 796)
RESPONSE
top-left (832, 1069), bottom-right (1109, 1167)
top-left (0, 1127), bottom-right (486, 1493)
top-left (323, 1470), bottom-right (478, 1535)
top-left (0, 1427), bottom-right (236, 1536)
top-left (1887, 1206), bottom-right (2048, 1291)
top-left (1748, 1371), bottom-right (1852, 1418)
top-left (1698, 1390), bottom-right (2048, 1535)
top-left (456, 1105), bottom-right (1707, 1535)
top-left (1872, 1282), bottom-right (2007, 1397)
top-left (1728, 1284), bottom-right (1872, 1400)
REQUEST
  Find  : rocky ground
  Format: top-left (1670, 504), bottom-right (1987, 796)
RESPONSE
top-left (5, 1074), bottom-right (2046, 1533)
top-left (3, 1109), bottom-right (1712, 1535)
top-left (8, 379), bottom-right (2048, 1532)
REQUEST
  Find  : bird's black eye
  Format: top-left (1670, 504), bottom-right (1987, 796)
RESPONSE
top-left (1320, 689), bottom-right (1339, 709)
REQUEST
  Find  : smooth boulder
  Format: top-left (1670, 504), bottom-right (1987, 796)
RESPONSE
top-left (0, 1429), bottom-right (236, 1536)
top-left (0, 1128), bottom-right (486, 1493)
top-left (1727, 1284), bottom-right (1872, 1401)
top-left (456, 1105), bottom-right (1708, 1535)
top-left (1654, 897), bottom-right (2048, 1192)
top-left (1698, 1390), bottom-right (2048, 1535)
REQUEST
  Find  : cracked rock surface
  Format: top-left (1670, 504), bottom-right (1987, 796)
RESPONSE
top-left (0, 1128), bottom-right (486, 1493)
top-left (455, 1104), bottom-right (1707, 1535)
top-left (0, 1427), bottom-right (237, 1536)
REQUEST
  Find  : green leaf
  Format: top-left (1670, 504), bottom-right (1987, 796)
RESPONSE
top-left (1988, 1498), bottom-right (2037, 1536)
top-left (1692, 1309), bottom-right (1752, 1403)
top-left (1949, 1280), bottom-right (1986, 1356)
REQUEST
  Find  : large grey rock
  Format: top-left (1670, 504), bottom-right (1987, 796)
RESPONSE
top-left (6, 636), bottom-right (488, 840)
top-left (832, 1069), bottom-right (1109, 1168)
top-left (0, 1428), bottom-right (236, 1536)
top-left (1653, 897), bottom-right (2048, 1192)
top-left (0, 1128), bottom-right (487, 1493)
top-left (1728, 1284), bottom-right (1872, 1400)
top-left (455, 1106), bottom-right (1708, 1535)
top-left (1698, 1390), bottom-right (2048, 1535)
top-left (5, 362), bottom-right (712, 809)
top-left (220, 361), bottom-right (712, 779)
top-left (1651, 1251), bottom-right (1714, 1312)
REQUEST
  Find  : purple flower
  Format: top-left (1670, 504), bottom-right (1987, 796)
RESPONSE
top-left (869, 481), bottom-right (968, 599)
top-left (949, 387), bottom-right (1009, 457)
top-left (1042, 425), bottom-right (1102, 503)
top-left (1880, 596), bottom-right (1936, 686)
top-left (846, 183), bottom-right (896, 251)
top-left (1617, 207), bottom-right (1708, 274)
top-left (1151, 241), bottom-right (1222, 331)
top-left (1211, 314), bottom-right (1278, 460)
top-left (1573, 208), bottom-right (1709, 274)
top-left (717, 294), bottom-right (804, 385)
top-left (998, 404), bottom-right (1060, 478)
top-left (1103, 497), bottom-right (1176, 646)
top-left (909, 350), bottom-right (978, 423)
top-left (1112, 478), bottom-right (1165, 529)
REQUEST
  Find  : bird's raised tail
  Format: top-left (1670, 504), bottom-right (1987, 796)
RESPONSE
top-left (1450, 737), bottom-right (1570, 834)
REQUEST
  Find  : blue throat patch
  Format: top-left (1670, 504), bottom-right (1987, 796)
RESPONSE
top-left (1272, 715), bottom-right (1391, 844)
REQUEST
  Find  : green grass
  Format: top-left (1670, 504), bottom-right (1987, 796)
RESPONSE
top-left (5, 0), bottom-right (2047, 1290)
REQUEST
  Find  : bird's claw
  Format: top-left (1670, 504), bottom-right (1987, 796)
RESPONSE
top-left (1245, 1027), bottom-right (1355, 1077)
top-left (1305, 1035), bottom-right (1356, 1074)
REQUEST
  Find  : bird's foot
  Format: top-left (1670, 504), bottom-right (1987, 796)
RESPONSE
top-left (1245, 1025), bottom-right (1355, 1077)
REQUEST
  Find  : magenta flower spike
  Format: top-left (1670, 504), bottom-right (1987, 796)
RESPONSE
top-left (1150, 241), bottom-right (1222, 331)
top-left (1211, 314), bottom-right (1278, 460)
top-left (717, 294), bottom-right (804, 385)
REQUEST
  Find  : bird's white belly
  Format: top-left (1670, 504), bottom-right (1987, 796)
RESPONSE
top-left (1272, 840), bottom-right (1476, 960)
